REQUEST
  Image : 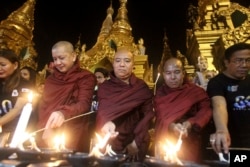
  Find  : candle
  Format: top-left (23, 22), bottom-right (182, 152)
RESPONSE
top-left (9, 92), bottom-right (33, 148)
top-left (154, 73), bottom-right (160, 95)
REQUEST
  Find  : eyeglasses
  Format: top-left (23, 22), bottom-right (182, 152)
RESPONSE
top-left (231, 58), bottom-right (250, 65)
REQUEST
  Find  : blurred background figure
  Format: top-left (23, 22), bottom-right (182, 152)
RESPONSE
top-left (20, 66), bottom-right (37, 87)
top-left (193, 55), bottom-right (217, 90)
top-left (94, 67), bottom-right (110, 85)
top-left (88, 67), bottom-right (110, 148)
top-left (91, 67), bottom-right (110, 111)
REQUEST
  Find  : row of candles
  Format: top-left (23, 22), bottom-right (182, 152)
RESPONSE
top-left (2, 89), bottom-right (185, 166)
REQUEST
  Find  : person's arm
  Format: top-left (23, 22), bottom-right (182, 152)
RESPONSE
top-left (0, 97), bottom-right (27, 126)
top-left (210, 95), bottom-right (231, 154)
top-left (134, 97), bottom-right (154, 146)
top-left (44, 74), bottom-right (96, 129)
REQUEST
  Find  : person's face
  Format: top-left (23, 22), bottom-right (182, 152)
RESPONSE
top-left (0, 57), bottom-right (18, 79)
top-left (162, 58), bottom-right (185, 88)
top-left (199, 58), bottom-right (208, 71)
top-left (224, 49), bottom-right (250, 80)
top-left (37, 83), bottom-right (45, 94)
top-left (113, 49), bottom-right (134, 82)
top-left (52, 46), bottom-right (76, 73)
top-left (20, 68), bottom-right (30, 80)
top-left (95, 72), bottom-right (106, 84)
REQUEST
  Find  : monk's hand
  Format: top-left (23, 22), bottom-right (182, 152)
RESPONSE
top-left (42, 111), bottom-right (64, 146)
top-left (181, 121), bottom-right (191, 138)
top-left (126, 140), bottom-right (139, 161)
top-left (169, 123), bottom-right (184, 137)
top-left (210, 131), bottom-right (231, 154)
top-left (45, 111), bottom-right (65, 129)
top-left (101, 121), bottom-right (119, 138)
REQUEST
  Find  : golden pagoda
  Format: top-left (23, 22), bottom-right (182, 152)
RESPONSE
top-left (78, 0), bottom-right (154, 89)
top-left (157, 30), bottom-right (195, 80)
top-left (186, 0), bottom-right (250, 72)
top-left (157, 30), bottom-right (173, 74)
top-left (0, 0), bottom-right (37, 71)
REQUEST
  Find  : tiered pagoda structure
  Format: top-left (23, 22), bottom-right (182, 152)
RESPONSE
top-left (78, 0), bottom-right (154, 89)
top-left (186, 0), bottom-right (250, 72)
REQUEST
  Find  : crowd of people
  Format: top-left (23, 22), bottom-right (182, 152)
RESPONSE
top-left (0, 41), bottom-right (250, 164)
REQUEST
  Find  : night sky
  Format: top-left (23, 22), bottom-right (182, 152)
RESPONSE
top-left (0, 0), bottom-right (249, 71)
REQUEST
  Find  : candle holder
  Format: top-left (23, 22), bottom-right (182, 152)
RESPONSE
top-left (144, 156), bottom-right (210, 167)
top-left (66, 152), bottom-right (94, 167)
top-left (0, 147), bottom-right (17, 160)
top-left (95, 154), bottom-right (127, 167)
top-left (16, 148), bottom-right (73, 161)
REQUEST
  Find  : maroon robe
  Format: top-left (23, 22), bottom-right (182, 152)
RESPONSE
top-left (153, 82), bottom-right (212, 162)
top-left (36, 63), bottom-right (96, 151)
top-left (96, 72), bottom-right (154, 160)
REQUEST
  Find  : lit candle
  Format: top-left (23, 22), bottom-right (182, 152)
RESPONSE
top-left (154, 73), bottom-right (160, 95)
top-left (53, 133), bottom-right (66, 151)
top-left (9, 92), bottom-right (33, 148)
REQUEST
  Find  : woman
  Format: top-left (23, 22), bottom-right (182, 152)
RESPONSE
top-left (0, 49), bottom-right (33, 147)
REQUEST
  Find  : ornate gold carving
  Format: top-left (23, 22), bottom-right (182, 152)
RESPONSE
top-left (222, 20), bottom-right (250, 48)
top-left (218, 3), bottom-right (250, 17)
top-left (220, 3), bottom-right (250, 48)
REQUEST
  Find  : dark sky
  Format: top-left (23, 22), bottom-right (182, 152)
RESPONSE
top-left (0, 0), bottom-right (249, 71)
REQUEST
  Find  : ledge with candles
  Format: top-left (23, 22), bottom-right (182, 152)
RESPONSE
top-left (0, 91), bottom-right (229, 167)
top-left (0, 127), bottom-right (218, 167)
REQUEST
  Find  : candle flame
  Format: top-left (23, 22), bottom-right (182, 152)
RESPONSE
top-left (89, 132), bottom-right (116, 157)
top-left (157, 138), bottom-right (184, 166)
top-left (28, 91), bottom-right (33, 103)
top-left (53, 133), bottom-right (66, 151)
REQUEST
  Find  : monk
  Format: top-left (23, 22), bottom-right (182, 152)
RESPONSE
top-left (153, 57), bottom-right (212, 163)
top-left (95, 47), bottom-right (154, 162)
top-left (36, 41), bottom-right (96, 152)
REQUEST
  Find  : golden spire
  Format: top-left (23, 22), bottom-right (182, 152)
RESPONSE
top-left (110, 0), bottom-right (133, 45)
top-left (78, 0), bottom-right (153, 89)
top-left (83, 0), bottom-right (134, 70)
top-left (75, 34), bottom-right (82, 57)
top-left (96, 1), bottom-right (114, 43)
top-left (0, 0), bottom-right (37, 70)
top-left (157, 30), bottom-right (173, 73)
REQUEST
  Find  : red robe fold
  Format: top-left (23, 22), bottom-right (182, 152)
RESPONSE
top-left (153, 82), bottom-right (212, 162)
top-left (96, 72), bottom-right (154, 160)
top-left (36, 63), bottom-right (96, 151)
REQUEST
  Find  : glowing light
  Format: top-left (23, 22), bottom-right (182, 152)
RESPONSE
top-left (53, 134), bottom-right (66, 151)
top-left (163, 139), bottom-right (183, 165)
top-left (89, 132), bottom-right (116, 157)
top-left (155, 134), bottom-right (184, 166)
top-left (10, 92), bottom-right (33, 148)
